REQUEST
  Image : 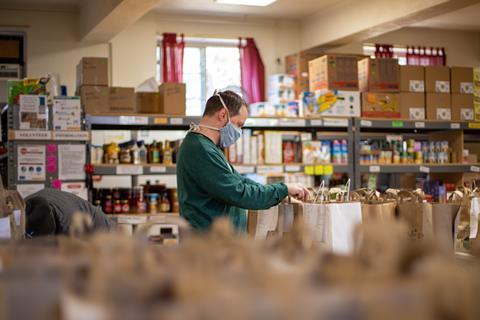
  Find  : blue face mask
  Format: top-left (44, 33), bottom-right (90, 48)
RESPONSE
top-left (200, 92), bottom-right (242, 148)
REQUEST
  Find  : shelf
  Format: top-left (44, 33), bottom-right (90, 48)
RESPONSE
top-left (108, 213), bottom-right (180, 225)
top-left (8, 130), bottom-right (90, 141)
top-left (358, 119), bottom-right (480, 131)
top-left (93, 163), bottom-right (350, 175)
top-left (86, 114), bottom-right (351, 129)
top-left (360, 164), bottom-right (480, 174)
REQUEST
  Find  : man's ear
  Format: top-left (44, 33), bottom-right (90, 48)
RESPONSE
top-left (217, 108), bottom-right (227, 121)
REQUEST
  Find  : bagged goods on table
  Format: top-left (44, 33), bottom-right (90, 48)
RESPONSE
top-left (352, 188), bottom-right (396, 222)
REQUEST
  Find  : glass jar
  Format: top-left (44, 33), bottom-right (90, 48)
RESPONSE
top-left (103, 195), bottom-right (113, 214)
top-left (114, 200), bottom-right (122, 214)
top-left (160, 192), bottom-right (171, 213)
top-left (148, 193), bottom-right (158, 214)
top-left (121, 200), bottom-right (130, 213)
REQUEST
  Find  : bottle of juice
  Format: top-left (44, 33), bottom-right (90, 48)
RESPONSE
top-left (157, 141), bottom-right (164, 164)
top-left (131, 141), bottom-right (140, 164)
top-left (163, 140), bottom-right (173, 165)
top-left (149, 141), bottom-right (160, 164)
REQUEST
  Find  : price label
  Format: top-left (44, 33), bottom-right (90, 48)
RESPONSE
top-left (304, 165), bottom-right (315, 175)
top-left (419, 166), bottom-right (430, 173)
top-left (471, 166), bottom-right (480, 173)
top-left (149, 166), bottom-right (167, 173)
top-left (11, 130), bottom-right (52, 140)
top-left (169, 118), bottom-right (183, 125)
top-left (278, 119), bottom-right (306, 127)
top-left (324, 165), bottom-right (334, 175)
top-left (257, 165), bottom-right (283, 174)
top-left (314, 165), bottom-right (324, 175)
top-left (284, 165), bottom-right (301, 172)
top-left (116, 165), bottom-right (143, 175)
top-left (235, 165), bottom-right (255, 174)
top-left (53, 131), bottom-right (90, 141)
top-left (469, 122), bottom-right (480, 129)
top-left (391, 121), bottom-right (404, 128)
top-left (310, 119), bottom-right (323, 126)
top-left (450, 123), bottom-right (461, 129)
top-left (414, 122), bottom-right (425, 128)
top-left (360, 120), bottom-right (372, 127)
top-left (116, 216), bottom-right (148, 224)
top-left (153, 117), bottom-right (168, 125)
top-left (119, 116), bottom-right (148, 125)
top-left (323, 118), bottom-right (349, 127)
top-left (369, 166), bottom-right (380, 173)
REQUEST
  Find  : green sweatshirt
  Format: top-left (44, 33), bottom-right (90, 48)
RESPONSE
top-left (176, 132), bottom-right (289, 232)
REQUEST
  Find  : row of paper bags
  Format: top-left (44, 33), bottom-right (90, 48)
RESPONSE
top-left (247, 189), bottom-right (480, 255)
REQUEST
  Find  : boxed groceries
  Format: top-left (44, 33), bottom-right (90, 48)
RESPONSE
top-left (158, 82), bottom-right (186, 115)
top-left (79, 86), bottom-right (109, 114)
top-left (425, 66), bottom-right (450, 93)
top-left (358, 58), bottom-right (400, 92)
top-left (426, 93), bottom-right (451, 120)
top-left (285, 52), bottom-right (322, 97)
top-left (76, 57), bottom-right (108, 87)
top-left (309, 54), bottom-right (359, 91)
top-left (399, 66), bottom-right (425, 92)
top-left (136, 92), bottom-right (159, 113)
top-left (361, 92), bottom-right (400, 118)
top-left (109, 87), bottom-right (136, 113)
top-left (450, 67), bottom-right (474, 94)
top-left (301, 90), bottom-right (361, 117)
top-left (451, 93), bottom-right (474, 121)
top-left (400, 92), bottom-right (426, 120)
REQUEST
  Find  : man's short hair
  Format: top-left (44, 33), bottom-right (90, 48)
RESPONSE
top-left (203, 90), bottom-right (247, 117)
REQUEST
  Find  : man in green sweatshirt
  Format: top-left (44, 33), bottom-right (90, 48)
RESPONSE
top-left (176, 90), bottom-right (310, 232)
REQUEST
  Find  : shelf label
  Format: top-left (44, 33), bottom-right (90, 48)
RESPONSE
top-left (369, 165), bottom-right (380, 173)
top-left (116, 216), bottom-right (148, 224)
top-left (52, 131), bottom-right (90, 141)
top-left (419, 166), bottom-right (430, 173)
top-left (469, 122), bottom-right (480, 129)
top-left (11, 130), bottom-right (51, 140)
top-left (450, 123), bottom-right (461, 129)
top-left (278, 119), bottom-right (306, 126)
top-left (119, 116), bottom-right (148, 125)
top-left (314, 165), bottom-right (324, 175)
top-left (360, 120), bottom-right (372, 127)
top-left (257, 165), bottom-right (283, 174)
top-left (324, 164), bottom-right (334, 175)
top-left (391, 121), bottom-right (404, 128)
top-left (304, 165), bottom-right (314, 175)
top-left (235, 165), bottom-right (255, 174)
top-left (169, 118), bottom-right (183, 125)
top-left (149, 166), bottom-right (167, 173)
top-left (116, 165), bottom-right (143, 175)
top-left (153, 117), bottom-right (168, 125)
top-left (284, 165), bottom-right (301, 172)
top-left (471, 166), bottom-right (480, 173)
top-left (414, 122), bottom-right (425, 128)
top-left (310, 119), bottom-right (323, 126)
top-left (323, 118), bottom-right (349, 127)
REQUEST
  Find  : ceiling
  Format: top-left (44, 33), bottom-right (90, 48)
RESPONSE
top-left (152, 0), bottom-right (340, 19)
top-left (412, 2), bottom-right (480, 31)
top-left (0, 0), bottom-right (80, 12)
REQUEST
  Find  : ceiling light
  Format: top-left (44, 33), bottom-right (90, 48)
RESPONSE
top-left (215, 0), bottom-right (277, 7)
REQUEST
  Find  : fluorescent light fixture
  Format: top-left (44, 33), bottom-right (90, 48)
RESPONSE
top-left (215, 0), bottom-right (277, 7)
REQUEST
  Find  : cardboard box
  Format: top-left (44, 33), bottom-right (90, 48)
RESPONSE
top-left (361, 92), bottom-right (400, 118)
top-left (474, 67), bottom-right (480, 97)
top-left (426, 93), bottom-right (451, 120)
top-left (159, 83), bottom-right (186, 115)
top-left (451, 94), bottom-right (474, 121)
top-left (79, 86), bottom-right (109, 114)
top-left (268, 74), bottom-right (294, 89)
top-left (301, 90), bottom-right (360, 117)
top-left (309, 54), bottom-right (359, 91)
top-left (358, 58), bottom-right (399, 92)
top-left (425, 66), bottom-right (450, 93)
top-left (451, 67), bottom-right (474, 94)
top-left (76, 57), bottom-right (108, 88)
top-left (109, 87), bottom-right (136, 113)
top-left (399, 66), bottom-right (425, 92)
top-left (286, 52), bottom-right (322, 98)
top-left (136, 92), bottom-right (160, 113)
top-left (400, 93), bottom-right (425, 120)
top-left (268, 88), bottom-right (296, 104)
top-left (476, 101), bottom-right (480, 122)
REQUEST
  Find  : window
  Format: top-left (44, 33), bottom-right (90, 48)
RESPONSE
top-left (363, 43), bottom-right (407, 65)
top-left (157, 37), bottom-right (242, 116)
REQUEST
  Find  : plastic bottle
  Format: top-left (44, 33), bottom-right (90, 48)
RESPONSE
top-left (131, 141), bottom-right (140, 165)
top-left (163, 140), bottom-right (173, 165)
top-left (138, 141), bottom-right (148, 164)
top-left (149, 141), bottom-right (160, 164)
top-left (160, 192), bottom-right (171, 213)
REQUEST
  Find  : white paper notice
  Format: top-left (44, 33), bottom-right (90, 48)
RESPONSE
top-left (469, 197), bottom-right (480, 239)
top-left (19, 95), bottom-right (48, 130)
top-left (61, 182), bottom-right (88, 200)
top-left (17, 145), bottom-right (46, 181)
top-left (53, 98), bottom-right (82, 131)
top-left (17, 184), bottom-right (44, 198)
top-left (58, 145), bottom-right (86, 180)
top-left (0, 217), bottom-right (11, 239)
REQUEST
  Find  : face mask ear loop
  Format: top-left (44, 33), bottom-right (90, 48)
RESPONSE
top-left (215, 91), bottom-right (231, 124)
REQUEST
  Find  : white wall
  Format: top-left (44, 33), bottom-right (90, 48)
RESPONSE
top-left (329, 27), bottom-right (480, 67)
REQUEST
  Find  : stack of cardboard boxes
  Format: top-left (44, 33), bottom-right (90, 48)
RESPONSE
top-left (358, 58), bottom-right (401, 118)
top-left (303, 54), bottom-right (361, 117)
top-left (475, 68), bottom-right (480, 121)
top-left (76, 57), bottom-right (186, 115)
top-left (450, 67), bottom-right (474, 121)
top-left (399, 66), bottom-right (426, 120)
top-left (425, 66), bottom-right (452, 120)
top-left (285, 51), bottom-right (321, 98)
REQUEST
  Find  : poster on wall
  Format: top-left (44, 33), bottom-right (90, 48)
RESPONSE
top-left (53, 98), bottom-right (82, 131)
top-left (61, 182), bottom-right (88, 200)
top-left (58, 144), bottom-right (86, 180)
top-left (16, 184), bottom-right (45, 198)
top-left (19, 95), bottom-right (48, 130)
top-left (17, 145), bottom-right (46, 181)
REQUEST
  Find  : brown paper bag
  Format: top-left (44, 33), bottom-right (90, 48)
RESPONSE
top-left (396, 190), bottom-right (432, 240)
top-left (356, 190), bottom-right (397, 222)
top-left (430, 203), bottom-right (461, 250)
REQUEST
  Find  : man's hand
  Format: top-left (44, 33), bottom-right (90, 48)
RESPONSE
top-left (285, 183), bottom-right (310, 202)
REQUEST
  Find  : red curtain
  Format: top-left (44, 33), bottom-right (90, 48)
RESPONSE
top-left (239, 37), bottom-right (265, 103)
top-left (406, 46), bottom-right (446, 66)
top-left (374, 44), bottom-right (394, 58)
top-left (162, 33), bottom-right (185, 83)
